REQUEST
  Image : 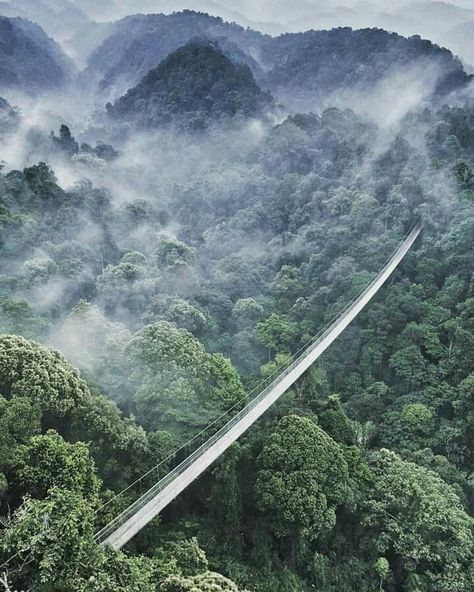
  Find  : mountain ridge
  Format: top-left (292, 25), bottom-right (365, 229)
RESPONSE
top-left (82, 11), bottom-right (471, 109)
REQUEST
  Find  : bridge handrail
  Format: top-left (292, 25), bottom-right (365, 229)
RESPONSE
top-left (95, 222), bottom-right (421, 544)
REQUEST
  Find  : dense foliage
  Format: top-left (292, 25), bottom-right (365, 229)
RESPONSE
top-left (107, 42), bottom-right (273, 131)
top-left (262, 27), bottom-right (472, 109)
top-left (0, 94), bottom-right (472, 589)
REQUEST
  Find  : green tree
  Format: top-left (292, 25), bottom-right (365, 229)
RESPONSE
top-left (374, 557), bottom-right (390, 591)
top-left (232, 298), bottom-right (265, 329)
top-left (255, 415), bottom-right (349, 539)
top-left (0, 298), bottom-right (50, 339)
top-left (144, 297), bottom-right (207, 334)
top-left (161, 572), bottom-right (243, 592)
top-left (257, 314), bottom-right (298, 355)
top-left (154, 236), bottom-right (196, 270)
top-left (1, 487), bottom-right (103, 591)
top-left (10, 430), bottom-right (100, 502)
top-left (363, 450), bottom-right (474, 591)
top-left (453, 161), bottom-right (474, 191)
top-left (127, 322), bottom-right (244, 437)
top-left (1, 488), bottom-right (159, 592)
top-left (209, 445), bottom-right (243, 556)
top-left (317, 394), bottom-right (355, 444)
top-left (271, 266), bottom-right (305, 311)
top-left (0, 334), bottom-right (89, 420)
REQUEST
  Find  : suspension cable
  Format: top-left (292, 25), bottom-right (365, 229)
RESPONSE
top-left (94, 223), bottom-right (417, 516)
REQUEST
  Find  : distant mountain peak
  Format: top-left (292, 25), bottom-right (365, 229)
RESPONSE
top-left (106, 40), bottom-right (273, 131)
top-left (82, 10), bottom-right (266, 99)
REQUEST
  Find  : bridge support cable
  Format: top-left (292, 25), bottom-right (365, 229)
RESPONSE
top-left (95, 222), bottom-right (422, 550)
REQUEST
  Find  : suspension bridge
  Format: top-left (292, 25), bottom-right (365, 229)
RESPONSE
top-left (94, 222), bottom-right (422, 550)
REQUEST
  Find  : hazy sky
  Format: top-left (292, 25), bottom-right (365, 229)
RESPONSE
top-left (2, 0), bottom-right (473, 23)
top-left (201, 0), bottom-right (474, 23)
top-left (92, 0), bottom-right (474, 23)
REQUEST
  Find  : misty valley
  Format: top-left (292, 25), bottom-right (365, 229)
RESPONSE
top-left (0, 3), bottom-right (473, 591)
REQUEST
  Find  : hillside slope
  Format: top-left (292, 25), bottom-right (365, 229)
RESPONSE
top-left (82, 11), bottom-right (265, 98)
top-left (0, 16), bottom-right (75, 93)
top-left (107, 41), bottom-right (273, 131)
top-left (262, 27), bottom-right (471, 110)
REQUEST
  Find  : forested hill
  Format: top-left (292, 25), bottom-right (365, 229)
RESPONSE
top-left (82, 11), bottom-right (265, 96)
top-left (0, 16), bottom-right (75, 93)
top-left (84, 10), bottom-right (471, 105)
top-left (262, 27), bottom-right (472, 109)
top-left (106, 41), bottom-right (273, 131)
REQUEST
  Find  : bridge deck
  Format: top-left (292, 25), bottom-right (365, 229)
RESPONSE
top-left (96, 223), bottom-right (422, 550)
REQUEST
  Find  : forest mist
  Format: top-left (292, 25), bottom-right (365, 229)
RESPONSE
top-left (0, 26), bottom-right (469, 391)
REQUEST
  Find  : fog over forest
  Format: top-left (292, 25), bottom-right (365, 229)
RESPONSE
top-left (0, 1), bottom-right (473, 591)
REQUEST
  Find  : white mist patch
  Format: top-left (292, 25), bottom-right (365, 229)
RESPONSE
top-left (350, 62), bottom-right (442, 129)
top-left (244, 118), bottom-right (267, 143)
top-left (30, 278), bottom-right (68, 310)
top-left (76, 118), bottom-right (272, 210)
top-left (0, 89), bottom-right (96, 172)
top-left (49, 302), bottom-right (132, 373)
top-left (319, 59), bottom-right (444, 133)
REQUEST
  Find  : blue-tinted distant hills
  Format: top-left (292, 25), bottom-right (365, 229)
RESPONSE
top-left (262, 27), bottom-right (471, 110)
top-left (82, 11), bottom-right (266, 99)
top-left (0, 16), bottom-right (75, 94)
top-left (83, 11), bottom-right (471, 109)
top-left (0, 8), bottom-right (470, 110)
